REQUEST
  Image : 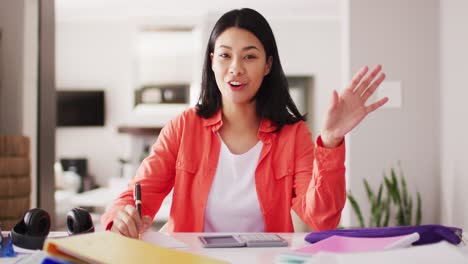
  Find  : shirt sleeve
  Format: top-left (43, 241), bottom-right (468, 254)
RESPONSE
top-left (291, 122), bottom-right (346, 231)
top-left (100, 118), bottom-right (180, 230)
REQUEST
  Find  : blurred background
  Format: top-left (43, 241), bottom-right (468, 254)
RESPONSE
top-left (1, 0), bottom-right (467, 232)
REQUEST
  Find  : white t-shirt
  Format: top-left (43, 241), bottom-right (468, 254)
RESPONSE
top-left (203, 136), bottom-right (265, 232)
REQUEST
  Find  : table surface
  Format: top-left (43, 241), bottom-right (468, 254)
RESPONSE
top-left (2, 232), bottom-right (306, 264)
top-left (172, 232), bottom-right (309, 263)
top-left (165, 232), bottom-right (468, 263)
top-left (2, 231), bottom-right (468, 264)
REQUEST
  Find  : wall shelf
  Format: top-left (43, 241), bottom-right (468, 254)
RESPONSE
top-left (117, 126), bottom-right (162, 136)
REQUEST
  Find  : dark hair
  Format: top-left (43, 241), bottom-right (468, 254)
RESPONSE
top-left (196, 8), bottom-right (306, 132)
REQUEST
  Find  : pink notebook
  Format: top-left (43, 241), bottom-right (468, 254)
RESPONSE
top-left (294, 233), bottom-right (420, 255)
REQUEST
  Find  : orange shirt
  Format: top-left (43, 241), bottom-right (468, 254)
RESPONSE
top-left (101, 108), bottom-right (346, 232)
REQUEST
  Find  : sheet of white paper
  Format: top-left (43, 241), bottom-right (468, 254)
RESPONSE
top-left (141, 232), bottom-right (187, 248)
top-left (305, 242), bottom-right (468, 264)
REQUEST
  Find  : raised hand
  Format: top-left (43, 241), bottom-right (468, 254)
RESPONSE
top-left (321, 65), bottom-right (388, 148)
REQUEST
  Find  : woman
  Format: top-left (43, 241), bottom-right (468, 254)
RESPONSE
top-left (101, 8), bottom-right (387, 238)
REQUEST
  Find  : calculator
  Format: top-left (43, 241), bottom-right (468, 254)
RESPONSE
top-left (199, 234), bottom-right (288, 248)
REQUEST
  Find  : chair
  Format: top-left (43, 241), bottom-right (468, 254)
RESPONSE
top-left (0, 135), bottom-right (31, 230)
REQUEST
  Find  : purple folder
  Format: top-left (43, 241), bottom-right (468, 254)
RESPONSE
top-left (305, 225), bottom-right (463, 246)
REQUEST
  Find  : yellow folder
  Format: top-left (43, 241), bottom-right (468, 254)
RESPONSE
top-left (43, 232), bottom-right (226, 264)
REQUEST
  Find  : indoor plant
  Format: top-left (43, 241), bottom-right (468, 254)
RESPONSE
top-left (347, 164), bottom-right (422, 228)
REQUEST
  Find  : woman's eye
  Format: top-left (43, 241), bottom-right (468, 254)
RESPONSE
top-left (244, 54), bottom-right (257, 60)
top-left (219, 53), bottom-right (230, 58)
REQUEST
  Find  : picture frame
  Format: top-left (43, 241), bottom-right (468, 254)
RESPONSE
top-left (134, 84), bottom-right (189, 106)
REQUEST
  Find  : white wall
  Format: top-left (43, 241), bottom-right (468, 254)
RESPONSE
top-left (0, 0), bottom-right (25, 134)
top-left (345, 0), bottom-right (440, 226)
top-left (271, 17), bottom-right (341, 137)
top-left (55, 14), bottom-right (341, 187)
top-left (55, 20), bottom-right (136, 186)
top-left (55, 0), bottom-right (341, 21)
top-left (22, 0), bottom-right (39, 209)
top-left (440, 0), bottom-right (468, 230)
top-left (0, 0), bottom-right (38, 207)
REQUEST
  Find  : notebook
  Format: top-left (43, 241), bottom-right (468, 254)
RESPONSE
top-left (276, 232), bottom-right (420, 263)
top-left (306, 241), bottom-right (468, 264)
top-left (43, 232), bottom-right (226, 264)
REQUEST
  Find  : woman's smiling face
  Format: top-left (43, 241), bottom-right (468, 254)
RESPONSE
top-left (211, 27), bottom-right (272, 106)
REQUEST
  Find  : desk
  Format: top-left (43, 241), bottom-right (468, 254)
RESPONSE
top-left (1, 232), bottom-right (66, 264)
top-left (2, 232), bottom-right (304, 264)
top-left (3, 231), bottom-right (468, 264)
top-left (173, 232), bottom-right (308, 263)
top-left (166, 232), bottom-right (468, 263)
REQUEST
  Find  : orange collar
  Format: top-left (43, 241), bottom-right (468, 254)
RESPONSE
top-left (201, 109), bottom-right (277, 135)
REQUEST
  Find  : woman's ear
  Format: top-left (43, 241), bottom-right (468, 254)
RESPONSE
top-left (264, 56), bottom-right (273, 76)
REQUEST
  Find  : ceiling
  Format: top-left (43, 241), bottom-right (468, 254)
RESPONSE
top-left (56, 0), bottom-right (341, 21)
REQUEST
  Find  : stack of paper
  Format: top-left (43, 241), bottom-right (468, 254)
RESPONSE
top-left (43, 232), bottom-right (226, 264)
top-left (306, 241), bottom-right (468, 264)
top-left (276, 233), bottom-right (420, 263)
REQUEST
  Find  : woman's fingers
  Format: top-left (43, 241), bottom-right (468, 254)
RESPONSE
top-left (354, 65), bottom-right (382, 96)
top-left (327, 89), bottom-right (339, 112)
top-left (366, 97), bottom-right (389, 113)
top-left (141, 215), bottom-right (153, 233)
top-left (347, 66), bottom-right (369, 92)
top-left (117, 208), bottom-right (139, 238)
top-left (112, 217), bottom-right (130, 237)
top-left (125, 205), bottom-right (143, 230)
top-left (110, 205), bottom-right (151, 239)
top-left (361, 72), bottom-right (386, 101)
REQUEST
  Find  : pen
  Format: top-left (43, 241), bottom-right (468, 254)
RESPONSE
top-left (134, 182), bottom-right (142, 217)
top-left (134, 182), bottom-right (142, 239)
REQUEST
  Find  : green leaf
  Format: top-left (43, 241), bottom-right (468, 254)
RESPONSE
top-left (397, 207), bottom-right (405, 226)
top-left (375, 202), bottom-right (385, 227)
top-left (383, 196), bottom-right (391, 227)
top-left (407, 198), bottom-right (413, 226)
top-left (401, 172), bottom-right (408, 209)
top-left (371, 202), bottom-right (382, 227)
top-left (383, 175), bottom-right (392, 191)
top-left (391, 168), bottom-right (402, 205)
top-left (391, 170), bottom-right (404, 227)
top-left (384, 175), bottom-right (398, 204)
top-left (416, 192), bottom-right (422, 225)
top-left (376, 183), bottom-right (383, 207)
top-left (374, 183), bottom-right (384, 227)
top-left (364, 179), bottom-right (376, 227)
top-left (347, 192), bottom-right (365, 228)
top-left (364, 179), bottom-right (375, 206)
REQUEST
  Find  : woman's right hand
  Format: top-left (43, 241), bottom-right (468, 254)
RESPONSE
top-left (110, 204), bottom-right (153, 238)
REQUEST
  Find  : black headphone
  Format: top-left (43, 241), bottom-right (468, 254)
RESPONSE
top-left (66, 207), bottom-right (95, 235)
top-left (11, 207), bottom-right (95, 250)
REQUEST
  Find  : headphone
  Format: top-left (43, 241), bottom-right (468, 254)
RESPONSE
top-left (11, 207), bottom-right (94, 250)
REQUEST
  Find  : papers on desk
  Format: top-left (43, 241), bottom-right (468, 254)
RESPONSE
top-left (275, 232), bottom-right (467, 264)
top-left (9, 232), bottom-right (187, 264)
top-left (305, 242), bottom-right (468, 264)
top-left (298, 233), bottom-right (420, 253)
top-left (141, 232), bottom-right (187, 248)
top-left (44, 232), bottom-right (226, 264)
top-left (277, 233), bottom-right (419, 263)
